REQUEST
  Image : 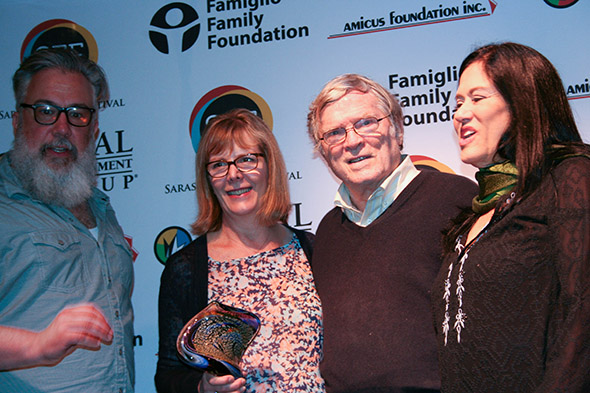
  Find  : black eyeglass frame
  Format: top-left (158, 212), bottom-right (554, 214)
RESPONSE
top-left (319, 115), bottom-right (390, 146)
top-left (205, 153), bottom-right (265, 178)
top-left (20, 103), bottom-right (96, 127)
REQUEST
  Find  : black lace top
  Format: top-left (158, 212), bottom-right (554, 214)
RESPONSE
top-left (432, 156), bottom-right (590, 392)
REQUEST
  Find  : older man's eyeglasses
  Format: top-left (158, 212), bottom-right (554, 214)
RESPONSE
top-left (206, 153), bottom-right (265, 178)
top-left (20, 103), bottom-right (95, 127)
top-left (320, 116), bottom-right (389, 146)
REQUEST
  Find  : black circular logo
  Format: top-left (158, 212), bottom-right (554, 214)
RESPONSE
top-left (32, 27), bottom-right (90, 58)
top-left (149, 2), bottom-right (200, 54)
top-left (198, 94), bottom-right (265, 134)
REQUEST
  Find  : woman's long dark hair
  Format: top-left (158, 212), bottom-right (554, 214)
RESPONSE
top-left (443, 42), bottom-right (588, 252)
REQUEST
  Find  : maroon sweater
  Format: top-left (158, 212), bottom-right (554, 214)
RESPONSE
top-left (312, 170), bottom-right (476, 393)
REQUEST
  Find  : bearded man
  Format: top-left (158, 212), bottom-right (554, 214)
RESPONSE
top-left (0, 49), bottom-right (135, 392)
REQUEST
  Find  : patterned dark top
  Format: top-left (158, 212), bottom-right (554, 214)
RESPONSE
top-left (432, 156), bottom-right (590, 392)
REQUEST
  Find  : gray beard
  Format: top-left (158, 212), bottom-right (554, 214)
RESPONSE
top-left (10, 132), bottom-right (97, 208)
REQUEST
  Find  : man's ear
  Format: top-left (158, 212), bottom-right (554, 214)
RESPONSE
top-left (92, 122), bottom-right (100, 141)
top-left (12, 111), bottom-right (20, 138)
top-left (394, 125), bottom-right (404, 150)
top-left (397, 132), bottom-right (404, 150)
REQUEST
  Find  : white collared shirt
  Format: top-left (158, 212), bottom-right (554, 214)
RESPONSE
top-left (334, 155), bottom-right (420, 227)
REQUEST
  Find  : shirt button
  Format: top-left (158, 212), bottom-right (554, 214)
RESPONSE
top-left (115, 310), bottom-right (119, 318)
top-left (119, 348), bottom-right (123, 356)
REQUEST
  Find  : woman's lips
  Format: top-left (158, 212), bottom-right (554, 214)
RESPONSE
top-left (458, 127), bottom-right (476, 147)
top-left (227, 187), bottom-right (252, 196)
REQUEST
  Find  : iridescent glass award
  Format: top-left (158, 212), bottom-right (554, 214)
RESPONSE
top-left (176, 301), bottom-right (260, 378)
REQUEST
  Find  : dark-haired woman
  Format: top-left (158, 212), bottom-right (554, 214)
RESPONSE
top-left (432, 42), bottom-right (590, 392)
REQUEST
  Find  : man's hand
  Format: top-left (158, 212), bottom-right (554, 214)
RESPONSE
top-left (0, 304), bottom-right (113, 370)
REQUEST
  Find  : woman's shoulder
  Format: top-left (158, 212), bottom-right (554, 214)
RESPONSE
top-left (284, 225), bottom-right (315, 261)
top-left (165, 235), bottom-right (207, 269)
top-left (285, 225), bottom-right (315, 242)
top-left (549, 154), bottom-right (590, 184)
top-left (547, 143), bottom-right (590, 170)
top-left (538, 154), bottom-right (590, 207)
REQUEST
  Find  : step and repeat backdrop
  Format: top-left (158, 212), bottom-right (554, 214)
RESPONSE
top-left (1, 0), bottom-right (589, 391)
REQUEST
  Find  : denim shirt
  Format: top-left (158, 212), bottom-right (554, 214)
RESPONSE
top-left (0, 153), bottom-right (135, 392)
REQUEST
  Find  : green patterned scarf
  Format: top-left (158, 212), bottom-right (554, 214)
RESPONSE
top-left (472, 161), bottom-right (518, 214)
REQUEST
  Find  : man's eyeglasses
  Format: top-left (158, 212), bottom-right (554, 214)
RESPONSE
top-left (20, 103), bottom-right (95, 127)
top-left (319, 116), bottom-right (389, 146)
top-left (206, 153), bottom-right (265, 178)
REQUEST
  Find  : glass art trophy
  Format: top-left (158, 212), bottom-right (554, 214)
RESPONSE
top-left (176, 301), bottom-right (260, 378)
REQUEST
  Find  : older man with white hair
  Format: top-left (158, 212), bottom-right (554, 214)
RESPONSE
top-left (307, 73), bottom-right (476, 393)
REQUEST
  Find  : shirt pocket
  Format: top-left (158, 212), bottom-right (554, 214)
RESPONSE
top-left (30, 231), bottom-right (89, 293)
top-left (104, 231), bottom-right (134, 291)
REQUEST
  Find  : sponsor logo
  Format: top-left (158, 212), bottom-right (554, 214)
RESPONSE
top-left (164, 182), bottom-right (196, 194)
top-left (21, 19), bottom-right (98, 61)
top-left (410, 155), bottom-right (455, 173)
top-left (154, 226), bottom-right (193, 265)
top-left (329, 1), bottom-right (497, 39)
top-left (96, 129), bottom-right (137, 192)
top-left (149, 1), bottom-right (310, 53)
top-left (149, 3), bottom-right (201, 54)
top-left (0, 110), bottom-right (15, 121)
top-left (99, 98), bottom-right (126, 110)
top-left (543, 0), bottom-right (578, 8)
top-left (291, 202), bottom-right (312, 231)
top-left (566, 78), bottom-right (590, 100)
top-left (189, 85), bottom-right (273, 152)
top-left (206, 0), bottom-right (309, 50)
top-left (124, 235), bottom-right (139, 262)
top-left (388, 65), bottom-right (458, 128)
